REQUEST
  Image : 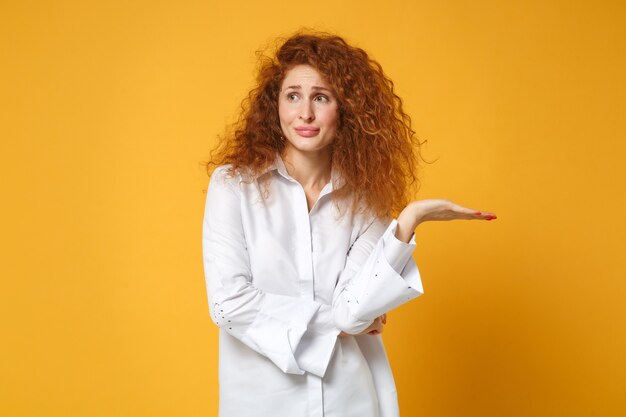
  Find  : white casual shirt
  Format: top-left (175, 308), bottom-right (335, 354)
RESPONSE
top-left (202, 152), bottom-right (424, 417)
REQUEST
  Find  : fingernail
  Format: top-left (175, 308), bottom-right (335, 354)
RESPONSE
top-left (474, 212), bottom-right (482, 215)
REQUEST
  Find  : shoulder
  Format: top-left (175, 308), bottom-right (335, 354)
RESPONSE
top-left (356, 210), bottom-right (393, 240)
top-left (210, 164), bottom-right (235, 181)
top-left (210, 164), bottom-right (259, 184)
top-left (206, 165), bottom-right (247, 203)
top-left (209, 164), bottom-right (243, 190)
top-left (349, 200), bottom-right (392, 230)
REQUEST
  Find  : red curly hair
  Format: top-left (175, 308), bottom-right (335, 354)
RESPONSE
top-left (205, 30), bottom-right (427, 219)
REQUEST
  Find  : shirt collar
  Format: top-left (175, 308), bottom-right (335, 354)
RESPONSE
top-left (256, 151), bottom-right (345, 192)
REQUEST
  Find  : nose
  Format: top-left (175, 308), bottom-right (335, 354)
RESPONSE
top-left (299, 101), bottom-right (315, 122)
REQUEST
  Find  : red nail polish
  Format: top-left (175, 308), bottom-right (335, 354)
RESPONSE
top-left (474, 212), bottom-right (481, 215)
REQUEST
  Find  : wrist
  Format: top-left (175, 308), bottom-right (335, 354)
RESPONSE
top-left (406, 201), bottom-right (427, 224)
top-left (394, 221), bottom-right (416, 243)
top-left (395, 204), bottom-right (424, 243)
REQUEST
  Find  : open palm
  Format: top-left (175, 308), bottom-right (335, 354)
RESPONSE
top-left (409, 199), bottom-right (497, 223)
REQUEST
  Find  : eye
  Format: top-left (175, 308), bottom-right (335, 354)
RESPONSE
top-left (314, 95), bottom-right (330, 103)
top-left (286, 93), bottom-right (299, 101)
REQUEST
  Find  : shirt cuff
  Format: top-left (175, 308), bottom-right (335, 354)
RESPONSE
top-left (294, 306), bottom-right (341, 378)
top-left (382, 219), bottom-right (416, 274)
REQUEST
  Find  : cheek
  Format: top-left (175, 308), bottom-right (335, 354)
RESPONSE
top-left (325, 108), bottom-right (339, 130)
top-left (278, 103), bottom-right (295, 124)
top-left (277, 103), bottom-right (286, 123)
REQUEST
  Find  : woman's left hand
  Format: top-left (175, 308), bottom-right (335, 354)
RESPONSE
top-left (395, 199), bottom-right (497, 242)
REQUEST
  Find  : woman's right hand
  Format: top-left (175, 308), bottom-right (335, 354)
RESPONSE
top-left (339, 313), bottom-right (387, 337)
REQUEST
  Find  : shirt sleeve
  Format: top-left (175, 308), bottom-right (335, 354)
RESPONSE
top-left (202, 166), bottom-right (339, 378)
top-left (332, 216), bottom-right (424, 334)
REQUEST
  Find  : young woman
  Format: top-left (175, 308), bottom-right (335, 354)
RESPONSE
top-left (202, 31), bottom-right (496, 417)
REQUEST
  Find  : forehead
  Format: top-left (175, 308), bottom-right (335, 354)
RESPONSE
top-left (280, 64), bottom-right (331, 89)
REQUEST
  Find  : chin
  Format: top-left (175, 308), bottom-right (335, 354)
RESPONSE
top-left (287, 138), bottom-right (329, 154)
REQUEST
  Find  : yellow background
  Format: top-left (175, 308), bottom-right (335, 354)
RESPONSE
top-left (2, 0), bottom-right (625, 416)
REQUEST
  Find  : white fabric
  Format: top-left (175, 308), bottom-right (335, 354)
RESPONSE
top-left (202, 153), bottom-right (424, 417)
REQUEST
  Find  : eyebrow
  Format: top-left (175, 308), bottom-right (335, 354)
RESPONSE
top-left (284, 85), bottom-right (332, 93)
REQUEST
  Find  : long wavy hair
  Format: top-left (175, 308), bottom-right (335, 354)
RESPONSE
top-left (205, 30), bottom-right (428, 219)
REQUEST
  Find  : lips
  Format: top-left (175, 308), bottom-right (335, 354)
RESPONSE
top-left (295, 127), bottom-right (320, 137)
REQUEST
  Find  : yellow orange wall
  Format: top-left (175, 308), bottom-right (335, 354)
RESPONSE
top-left (1, 0), bottom-right (625, 416)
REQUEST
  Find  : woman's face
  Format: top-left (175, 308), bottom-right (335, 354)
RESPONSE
top-left (278, 64), bottom-right (339, 157)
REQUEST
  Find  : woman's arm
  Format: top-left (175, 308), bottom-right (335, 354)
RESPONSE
top-left (332, 200), bottom-right (496, 334)
top-left (203, 167), bottom-right (339, 378)
top-left (331, 216), bottom-right (423, 334)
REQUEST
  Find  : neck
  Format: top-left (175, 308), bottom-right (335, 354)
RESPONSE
top-left (280, 145), bottom-right (332, 190)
